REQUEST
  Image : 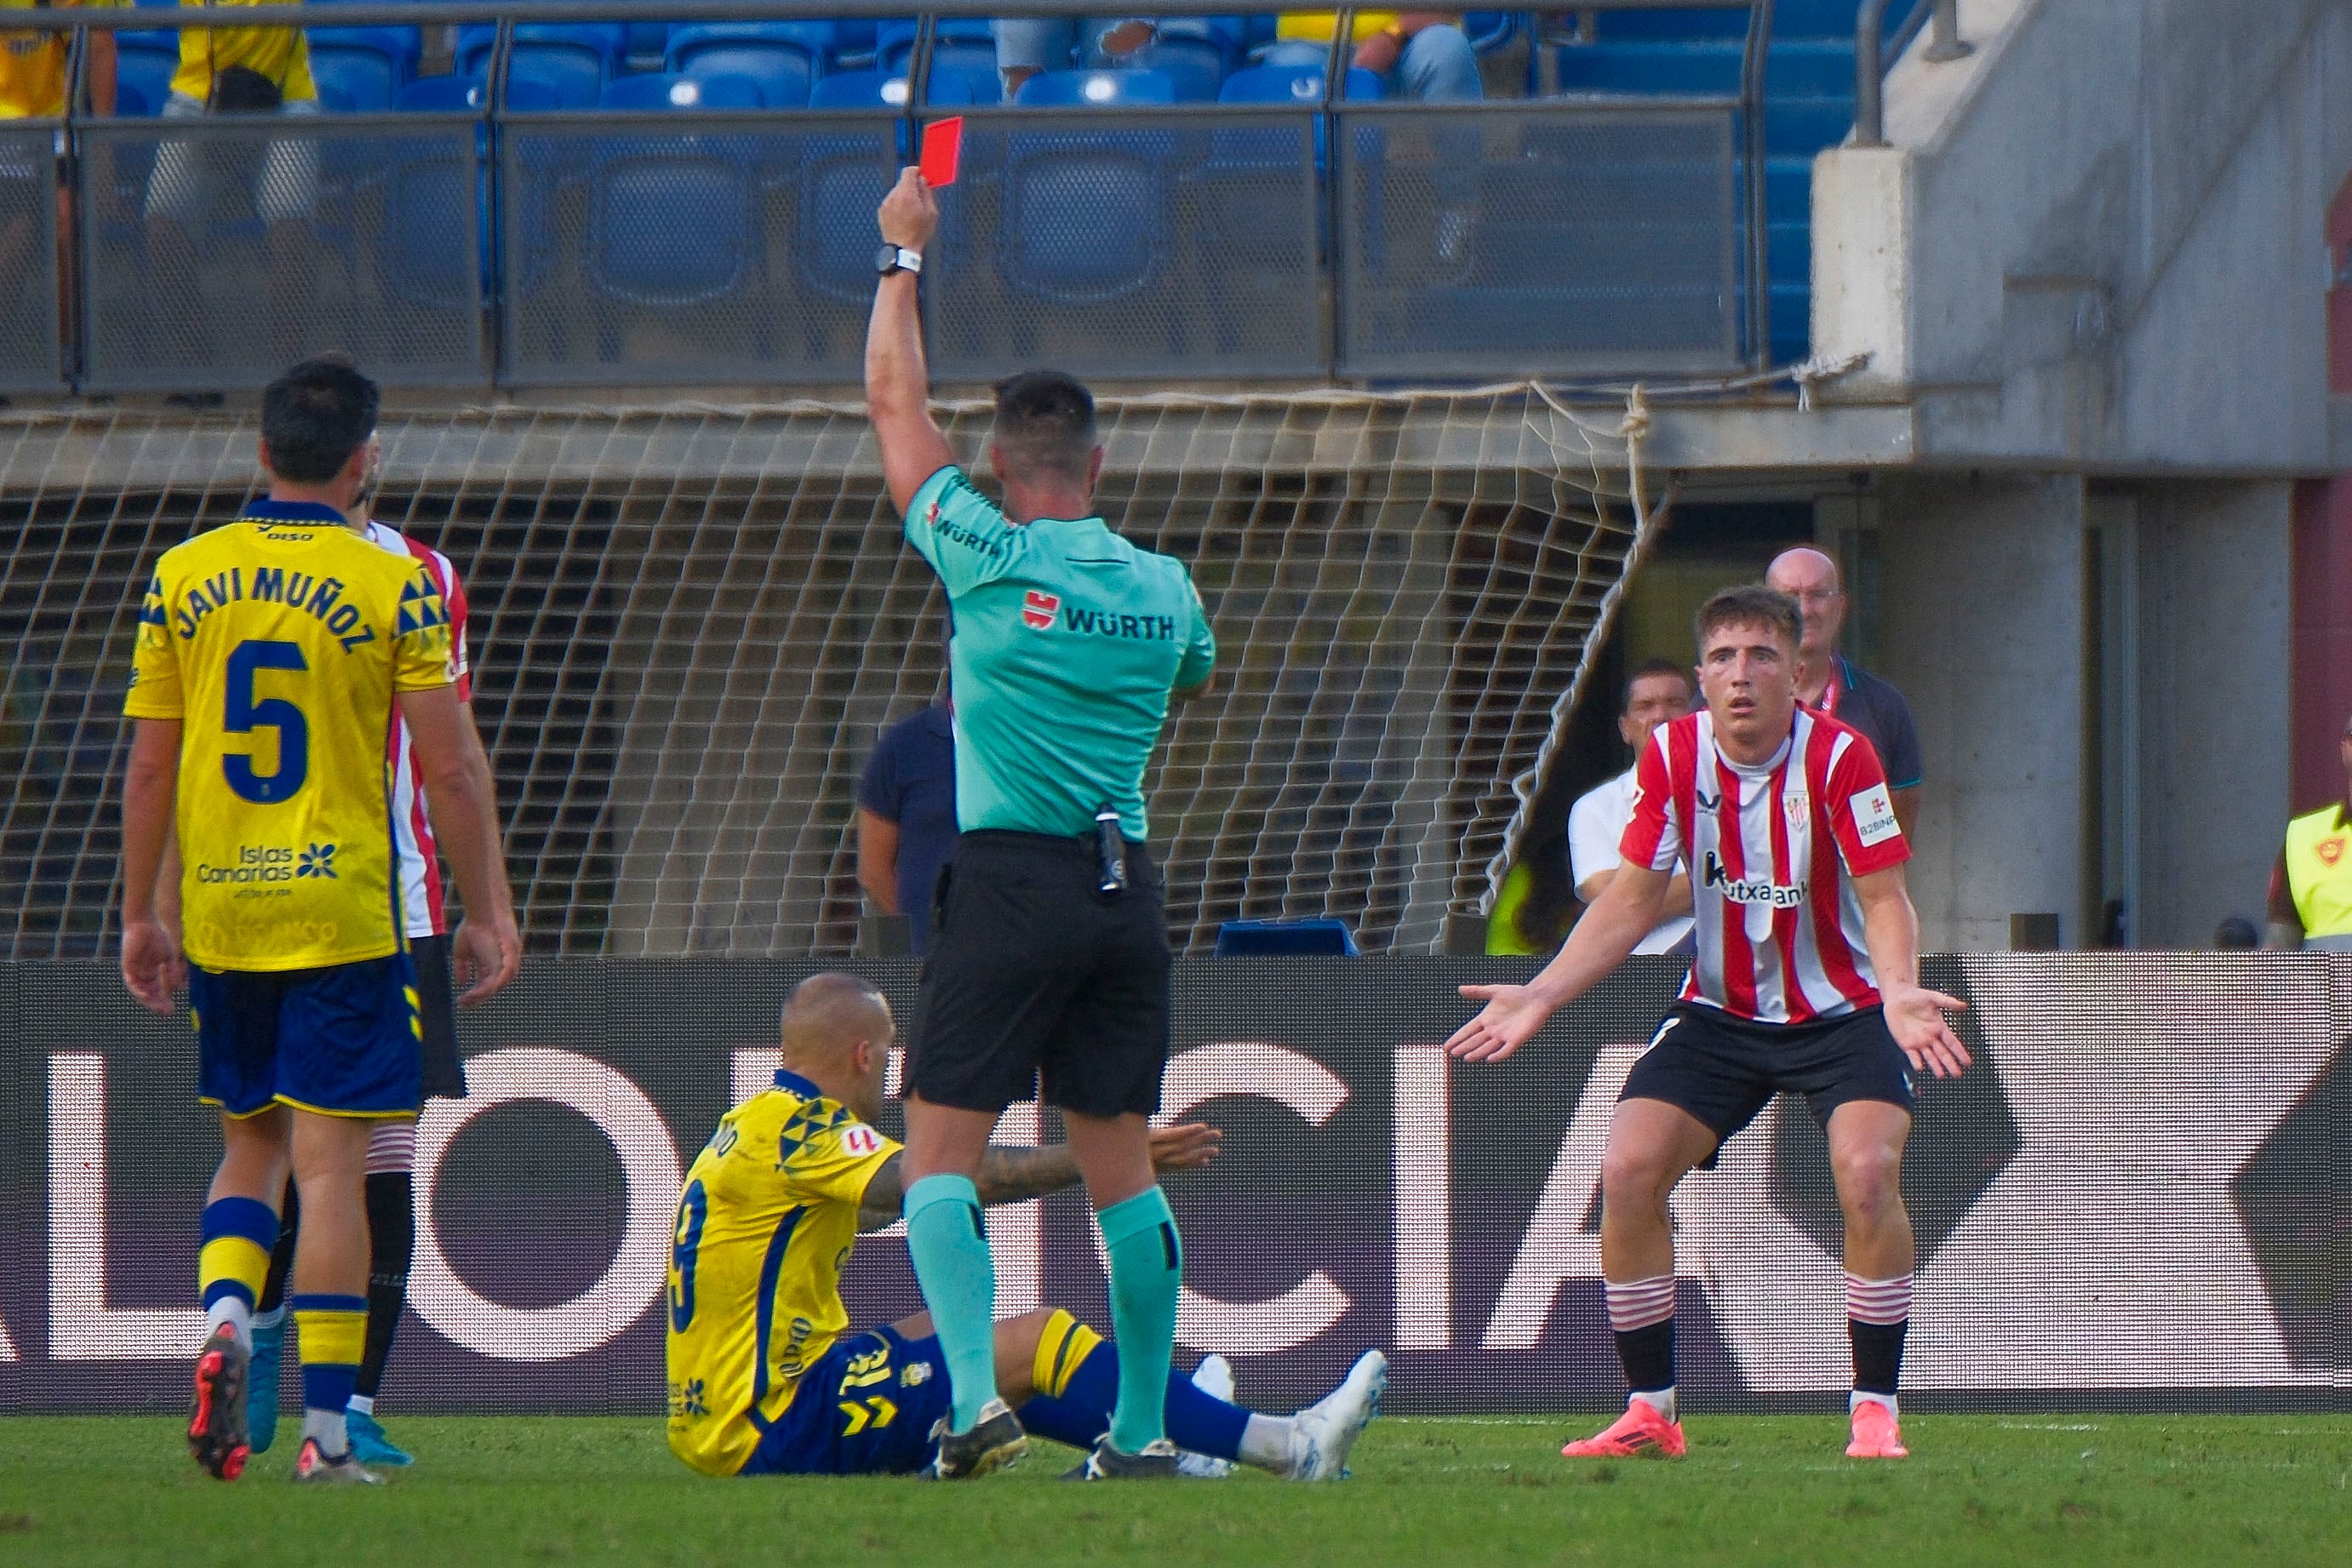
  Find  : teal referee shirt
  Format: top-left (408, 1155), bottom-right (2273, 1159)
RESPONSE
top-left (905, 466), bottom-right (1216, 840)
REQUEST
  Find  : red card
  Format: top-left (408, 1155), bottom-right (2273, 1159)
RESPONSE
top-left (919, 116), bottom-right (963, 188)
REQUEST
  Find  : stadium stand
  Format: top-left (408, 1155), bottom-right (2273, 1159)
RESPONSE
top-left (664, 22), bottom-right (838, 108)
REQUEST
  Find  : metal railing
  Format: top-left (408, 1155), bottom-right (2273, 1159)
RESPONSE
top-left (1854, 0), bottom-right (1967, 148)
top-left (8, 2), bottom-right (1778, 392)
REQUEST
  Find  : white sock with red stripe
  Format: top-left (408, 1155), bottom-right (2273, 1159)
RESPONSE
top-left (1604, 1276), bottom-right (1679, 1422)
top-left (1845, 1272), bottom-right (1910, 1415)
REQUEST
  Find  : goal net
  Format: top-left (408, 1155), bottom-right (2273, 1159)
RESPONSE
top-left (0, 384), bottom-right (1657, 959)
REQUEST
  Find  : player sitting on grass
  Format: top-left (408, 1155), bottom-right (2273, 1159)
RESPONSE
top-left (665, 972), bottom-right (1385, 1481)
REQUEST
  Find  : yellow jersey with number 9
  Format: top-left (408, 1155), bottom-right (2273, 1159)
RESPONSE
top-left (123, 501), bottom-right (454, 971)
top-left (666, 1069), bottom-right (900, 1476)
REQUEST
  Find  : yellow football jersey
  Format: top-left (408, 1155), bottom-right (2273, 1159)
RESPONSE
top-left (169, 0), bottom-right (317, 106)
top-left (123, 501), bottom-right (455, 971)
top-left (665, 1068), bottom-right (900, 1477)
top-left (0, 0), bottom-right (123, 119)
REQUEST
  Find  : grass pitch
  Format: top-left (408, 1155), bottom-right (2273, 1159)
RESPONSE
top-left (0, 1415), bottom-right (2344, 1567)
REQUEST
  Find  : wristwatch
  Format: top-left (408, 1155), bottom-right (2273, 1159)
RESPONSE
top-left (875, 244), bottom-right (924, 278)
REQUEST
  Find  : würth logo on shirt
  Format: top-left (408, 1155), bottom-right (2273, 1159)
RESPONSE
top-left (1021, 590), bottom-right (1062, 630)
top-left (1701, 850), bottom-right (1805, 907)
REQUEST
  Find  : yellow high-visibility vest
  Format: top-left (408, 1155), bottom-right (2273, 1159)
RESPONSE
top-left (2283, 804), bottom-right (2352, 938)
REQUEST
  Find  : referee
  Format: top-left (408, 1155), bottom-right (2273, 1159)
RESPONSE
top-left (865, 169), bottom-right (1217, 1482)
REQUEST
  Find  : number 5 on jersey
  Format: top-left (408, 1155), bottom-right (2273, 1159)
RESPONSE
top-left (222, 638), bottom-right (308, 804)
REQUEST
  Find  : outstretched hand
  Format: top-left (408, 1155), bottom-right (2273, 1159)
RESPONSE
top-left (1445, 981), bottom-right (1558, 1063)
top-left (1884, 984), bottom-right (1970, 1078)
top-left (1147, 1119), bottom-right (1222, 1172)
top-left (878, 166), bottom-right (940, 253)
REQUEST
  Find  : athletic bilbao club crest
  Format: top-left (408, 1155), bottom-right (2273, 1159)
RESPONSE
top-left (2320, 837), bottom-right (2346, 867)
top-left (1021, 590), bottom-right (1062, 630)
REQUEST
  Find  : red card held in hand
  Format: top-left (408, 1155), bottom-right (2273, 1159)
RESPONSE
top-left (919, 116), bottom-right (963, 188)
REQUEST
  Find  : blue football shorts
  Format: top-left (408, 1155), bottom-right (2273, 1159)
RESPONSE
top-left (738, 1324), bottom-right (955, 1477)
top-left (191, 951), bottom-right (423, 1119)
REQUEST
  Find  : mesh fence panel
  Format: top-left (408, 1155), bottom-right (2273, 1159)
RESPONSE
top-left (1338, 106), bottom-right (1741, 377)
top-left (925, 109), bottom-right (1323, 381)
top-left (78, 115), bottom-right (487, 392)
top-left (0, 389), bottom-right (1650, 959)
top-left (0, 121), bottom-right (61, 394)
top-left (501, 113), bottom-right (901, 387)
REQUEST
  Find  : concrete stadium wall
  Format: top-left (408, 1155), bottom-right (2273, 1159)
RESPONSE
top-left (1814, 0), bottom-right (2352, 473)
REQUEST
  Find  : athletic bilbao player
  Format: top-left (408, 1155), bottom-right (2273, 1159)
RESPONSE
top-left (1446, 583), bottom-right (1970, 1462)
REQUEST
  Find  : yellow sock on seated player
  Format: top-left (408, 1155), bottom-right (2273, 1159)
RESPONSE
top-left (197, 1197), bottom-right (278, 1344)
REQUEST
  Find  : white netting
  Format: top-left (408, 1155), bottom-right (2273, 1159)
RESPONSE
top-left (0, 384), bottom-right (1655, 958)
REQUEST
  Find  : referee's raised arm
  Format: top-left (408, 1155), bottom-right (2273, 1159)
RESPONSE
top-left (865, 169), bottom-right (953, 516)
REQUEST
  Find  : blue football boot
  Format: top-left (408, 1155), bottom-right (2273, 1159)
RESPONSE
top-left (346, 1410), bottom-right (414, 1467)
top-left (243, 1313), bottom-right (284, 1455)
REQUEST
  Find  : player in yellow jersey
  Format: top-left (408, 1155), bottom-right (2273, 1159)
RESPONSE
top-left (118, 357), bottom-right (519, 1485)
top-left (667, 972), bottom-right (1388, 1481)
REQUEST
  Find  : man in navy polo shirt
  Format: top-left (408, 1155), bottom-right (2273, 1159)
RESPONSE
top-left (1765, 547), bottom-right (1924, 838)
top-left (857, 690), bottom-right (959, 954)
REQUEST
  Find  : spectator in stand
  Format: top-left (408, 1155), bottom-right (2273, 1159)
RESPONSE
top-left (993, 16), bottom-right (1158, 100)
top-left (1568, 659), bottom-right (1697, 956)
top-left (1765, 547), bottom-right (1923, 838)
top-left (0, 2), bottom-right (116, 323)
top-left (1263, 12), bottom-right (1483, 100)
top-left (143, 0), bottom-right (323, 372)
top-left (857, 658), bottom-right (959, 956)
top-left (2264, 712), bottom-right (2352, 952)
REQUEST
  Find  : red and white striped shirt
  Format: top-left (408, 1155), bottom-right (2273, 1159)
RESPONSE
top-left (1620, 707), bottom-right (1909, 1024)
top-left (366, 522), bottom-right (472, 939)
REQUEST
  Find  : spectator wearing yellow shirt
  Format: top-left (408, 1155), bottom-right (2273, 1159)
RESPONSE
top-left (0, 0), bottom-right (116, 346)
top-left (2265, 711), bottom-right (2352, 952)
top-left (1267, 12), bottom-right (1483, 100)
top-left (142, 0), bottom-right (322, 372)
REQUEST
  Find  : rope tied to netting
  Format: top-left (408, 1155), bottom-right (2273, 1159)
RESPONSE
top-left (1473, 381), bottom-right (1674, 936)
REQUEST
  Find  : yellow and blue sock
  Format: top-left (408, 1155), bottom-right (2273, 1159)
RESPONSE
top-left (197, 1197), bottom-right (277, 1344)
top-left (1097, 1187), bottom-right (1182, 1455)
top-left (1016, 1309), bottom-right (1250, 1462)
top-left (904, 1174), bottom-right (999, 1433)
top-left (293, 1293), bottom-right (367, 1455)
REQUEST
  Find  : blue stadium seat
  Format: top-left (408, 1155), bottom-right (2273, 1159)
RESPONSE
top-left (383, 148), bottom-right (487, 312)
top-left (455, 24), bottom-right (628, 107)
top-left (1001, 124), bottom-right (1176, 304)
top-left (1015, 67), bottom-right (1177, 106)
top-left (1132, 19), bottom-right (1239, 102)
top-left (623, 21), bottom-right (672, 67)
top-left (306, 27), bottom-right (421, 112)
top-left (829, 17), bottom-right (879, 66)
top-left (1460, 11), bottom-right (1520, 54)
top-left (115, 31), bottom-right (180, 115)
top-left (392, 74), bottom-right (562, 113)
top-left (1217, 63), bottom-right (1382, 104)
top-left (874, 19), bottom-right (999, 104)
top-left (1213, 918), bottom-right (1359, 957)
top-left (113, 82), bottom-right (152, 118)
top-left (665, 23), bottom-right (835, 110)
top-left (807, 68), bottom-right (973, 110)
top-left (588, 145), bottom-right (754, 306)
top-left (598, 72), bottom-right (763, 112)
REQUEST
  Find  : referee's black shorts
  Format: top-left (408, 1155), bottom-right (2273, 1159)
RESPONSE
top-left (409, 932), bottom-right (469, 1102)
top-left (910, 829), bottom-right (1171, 1119)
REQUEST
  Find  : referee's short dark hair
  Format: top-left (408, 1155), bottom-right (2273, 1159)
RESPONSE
top-left (261, 355), bottom-right (381, 484)
top-left (1694, 583), bottom-right (1801, 656)
top-left (1622, 657), bottom-right (1694, 711)
top-left (992, 369), bottom-right (1098, 484)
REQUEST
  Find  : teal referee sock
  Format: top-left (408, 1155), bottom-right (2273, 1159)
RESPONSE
top-left (1097, 1186), bottom-right (1182, 1455)
top-left (905, 1174), bottom-right (999, 1433)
